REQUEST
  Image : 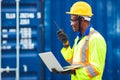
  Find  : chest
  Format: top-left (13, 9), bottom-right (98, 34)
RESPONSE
top-left (72, 36), bottom-right (89, 64)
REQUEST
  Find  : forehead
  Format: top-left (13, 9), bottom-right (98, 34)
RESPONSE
top-left (70, 15), bottom-right (79, 19)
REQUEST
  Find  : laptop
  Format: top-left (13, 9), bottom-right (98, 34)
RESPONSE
top-left (39, 51), bottom-right (83, 72)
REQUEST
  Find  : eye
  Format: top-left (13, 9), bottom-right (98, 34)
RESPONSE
top-left (70, 19), bottom-right (78, 23)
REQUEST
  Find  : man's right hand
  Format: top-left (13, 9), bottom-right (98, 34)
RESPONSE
top-left (52, 68), bottom-right (76, 75)
top-left (57, 29), bottom-right (69, 47)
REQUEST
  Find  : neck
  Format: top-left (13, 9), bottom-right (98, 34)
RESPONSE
top-left (81, 21), bottom-right (90, 35)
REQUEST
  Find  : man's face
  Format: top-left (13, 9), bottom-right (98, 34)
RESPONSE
top-left (70, 15), bottom-right (80, 32)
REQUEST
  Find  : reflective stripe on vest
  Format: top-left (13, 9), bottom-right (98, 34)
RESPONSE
top-left (86, 65), bottom-right (99, 78)
top-left (81, 38), bottom-right (89, 62)
top-left (81, 30), bottom-right (97, 63)
top-left (82, 30), bottom-right (100, 78)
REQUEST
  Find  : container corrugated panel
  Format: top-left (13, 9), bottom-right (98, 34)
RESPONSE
top-left (1, 0), bottom-right (43, 80)
top-left (101, 0), bottom-right (120, 80)
top-left (44, 0), bottom-right (120, 80)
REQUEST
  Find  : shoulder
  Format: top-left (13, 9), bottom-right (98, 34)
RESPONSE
top-left (89, 28), bottom-right (106, 43)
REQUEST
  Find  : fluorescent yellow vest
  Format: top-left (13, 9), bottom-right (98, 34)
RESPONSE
top-left (61, 28), bottom-right (106, 80)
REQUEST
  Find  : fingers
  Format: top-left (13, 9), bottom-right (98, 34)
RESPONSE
top-left (57, 29), bottom-right (68, 43)
top-left (51, 68), bottom-right (60, 73)
top-left (57, 29), bottom-right (64, 34)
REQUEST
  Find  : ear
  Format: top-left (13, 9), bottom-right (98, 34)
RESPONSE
top-left (81, 17), bottom-right (85, 22)
top-left (81, 17), bottom-right (85, 24)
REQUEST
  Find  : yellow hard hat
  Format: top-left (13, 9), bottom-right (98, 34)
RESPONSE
top-left (66, 1), bottom-right (93, 17)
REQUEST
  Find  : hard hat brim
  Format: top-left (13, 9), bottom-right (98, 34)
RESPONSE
top-left (66, 12), bottom-right (79, 16)
top-left (66, 12), bottom-right (73, 15)
top-left (66, 12), bottom-right (93, 17)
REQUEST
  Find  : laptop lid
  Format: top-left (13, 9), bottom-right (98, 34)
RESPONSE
top-left (39, 51), bottom-right (84, 72)
top-left (39, 51), bottom-right (64, 72)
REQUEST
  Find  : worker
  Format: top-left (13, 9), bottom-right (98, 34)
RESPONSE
top-left (52, 1), bottom-right (107, 80)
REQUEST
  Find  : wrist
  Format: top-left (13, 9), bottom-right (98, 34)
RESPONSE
top-left (63, 41), bottom-right (69, 48)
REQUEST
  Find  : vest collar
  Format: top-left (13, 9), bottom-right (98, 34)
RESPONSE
top-left (77, 24), bottom-right (92, 39)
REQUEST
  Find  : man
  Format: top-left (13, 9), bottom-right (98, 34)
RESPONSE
top-left (54, 1), bottom-right (107, 80)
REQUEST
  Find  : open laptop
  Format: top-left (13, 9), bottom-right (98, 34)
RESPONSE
top-left (39, 51), bottom-right (83, 72)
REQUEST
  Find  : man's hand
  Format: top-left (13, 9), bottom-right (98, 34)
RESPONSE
top-left (52, 68), bottom-right (76, 75)
top-left (57, 29), bottom-right (69, 47)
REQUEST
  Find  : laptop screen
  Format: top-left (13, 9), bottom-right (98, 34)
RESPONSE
top-left (39, 51), bottom-right (64, 72)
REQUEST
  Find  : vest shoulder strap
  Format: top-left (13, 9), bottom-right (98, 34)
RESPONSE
top-left (81, 30), bottom-right (97, 63)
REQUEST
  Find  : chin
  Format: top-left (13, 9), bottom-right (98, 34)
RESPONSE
top-left (73, 29), bottom-right (77, 32)
top-left (74, 31), bottom-right (78, 32)
top-left (72, 27), bottom-right (78, 32)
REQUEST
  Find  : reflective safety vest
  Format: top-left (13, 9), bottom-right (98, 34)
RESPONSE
top-left (61, 28), bottom-right (106, 80)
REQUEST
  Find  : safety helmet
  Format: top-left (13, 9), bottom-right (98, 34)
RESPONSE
top-left (66, 1), bottom-right (93, 17)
